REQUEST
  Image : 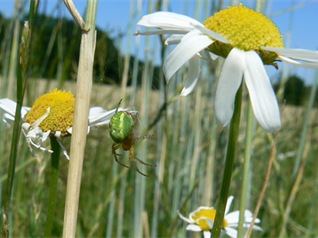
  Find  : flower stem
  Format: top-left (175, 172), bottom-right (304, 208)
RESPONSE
top-left (212, 83), bottom-right (243, 238)
top-left (237, 102), bottom-right (254, 238)
top-left (44, 137), bottom-right (61, 237)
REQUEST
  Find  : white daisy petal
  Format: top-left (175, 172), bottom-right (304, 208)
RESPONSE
top-left (165, 34), bottom-right (184, 45)
top-left (244, 51), bottom-right (281, 132)
top-left (186, 224), bottom-right (202, 232)
top-left (163, 31), bottom-right (213, 82)
top-left (250, 224), bottom-right (263, 231)
top-left (203, 231), bottom-right (212, 238)
top-left (225, 211), bottom-right (240, 224)
top-left (224, 227), bottom-right (238, 238)
top-left (3, 114), bottom-right (15, 127)
top-left (0, 98), bottom-right (30, 119)
top-left (177, 211), bottom-right (193, 224)
top-left (278, 55), bottom-right (318, 69)
top-left (56, 134), bottom-right (70, 160)
top-left (225, 196), bottom-right (234, 215)
top-left (190, 21), bottom-right (230, 44)
top-left (214, 48), bottom-right (245, 126)
top-left (181, 56), bottom-right (200, 96)
top-left (263, 47), bottom-right (318, 63)
top-left (137, 11), bottom-right (203, 31)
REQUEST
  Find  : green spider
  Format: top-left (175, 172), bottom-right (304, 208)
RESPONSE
top-left (109, 99), bottom-right (156, 177)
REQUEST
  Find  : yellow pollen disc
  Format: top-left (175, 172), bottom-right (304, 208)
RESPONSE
top-left (192, 208), bottom-right (228, 230)
top-left (204, 4), bottom-right (284, 51)
top-left (25, 89), bottom-right (75, 133)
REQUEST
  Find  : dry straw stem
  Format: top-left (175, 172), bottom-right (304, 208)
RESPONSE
top-left (62, 0), bottom-right (98, 237)
top-left (62, 0), bottom-right (85, 30)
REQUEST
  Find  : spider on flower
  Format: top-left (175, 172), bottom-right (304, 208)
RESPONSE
top-left (109, 99), bottom-right (156, 177)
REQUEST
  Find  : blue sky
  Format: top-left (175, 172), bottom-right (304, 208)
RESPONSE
top-left (1, 0), bottom-right (318, 85)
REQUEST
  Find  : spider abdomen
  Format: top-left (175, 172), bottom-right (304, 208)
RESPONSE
top-left (109, 111), bottom-right (133, 143)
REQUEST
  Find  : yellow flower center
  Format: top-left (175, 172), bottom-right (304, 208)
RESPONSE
top-left (203, 4), bottom-right (284, 67)
top-left (25, 89), bottom-right (75, 133)
top-left (192, 208), bottom-right (228, 231)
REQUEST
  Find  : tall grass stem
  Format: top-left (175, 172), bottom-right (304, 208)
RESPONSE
top-left (237, 102), bottom-right (254, 238)
top-left (62, 1), bottom-right (98, 237)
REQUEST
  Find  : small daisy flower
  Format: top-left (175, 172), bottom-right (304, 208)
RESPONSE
top-left (135, 4), bottom-right (318, 132)
top-left (0, 89), bottom-right (136, 160)
top-left (178, 196), bottom-right (262, 238)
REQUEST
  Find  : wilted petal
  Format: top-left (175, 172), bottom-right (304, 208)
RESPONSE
top-left (214, 48), bottom-right (245, 126)
top-left (181, 56), bottom-right (200, 96)
top-left (177, 211), bottom-right (193, 223)
top-left (244, 51), bottom-right (281, 132)
top-left (163, 30), bottom-right (213, 82)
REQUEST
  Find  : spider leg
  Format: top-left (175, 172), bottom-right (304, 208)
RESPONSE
top-left (112, 143), bottom-right (129, 168)
top-left (129, 159), bottom-right (149, 177)
top-left (133, 155), bottom-right (156, 167)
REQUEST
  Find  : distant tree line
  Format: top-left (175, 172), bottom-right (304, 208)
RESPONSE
top-left (0, 13), bottom-right (317, 106)
top-left (0, 13), bottom-right (161, 89)
top-left (273, 74), bottom-right (318, 107)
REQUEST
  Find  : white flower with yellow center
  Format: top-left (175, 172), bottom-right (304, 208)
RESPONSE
top-left (0, 89), bottom-right (136, 160)
top-left (178, 196), bottom-right (262, 238)
top-left (135, 4), bottom-right (318, 132)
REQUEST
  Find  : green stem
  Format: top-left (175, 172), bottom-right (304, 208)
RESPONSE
top-left (237, 102), bottom-right (254, 238)
top-left (44, 137), bottom-right (61, 237)
top-left (1, 1), bottom-right (37, 236)
top-left (212, 83), bottom-right (243, 238)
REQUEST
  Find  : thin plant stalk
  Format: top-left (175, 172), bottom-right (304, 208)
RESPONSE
top-left (62, 0), bottom-right (98, 237)
top-left (1, 0), bottom-right (37, 235)
top-left (244, 128), bottom-right (280, 238)
top-left (212, 83), bottom-right (243, 238)
top-left (237, 102), bottom-right (254, 238)
top-left (44, 137), bottom-right (61, 237)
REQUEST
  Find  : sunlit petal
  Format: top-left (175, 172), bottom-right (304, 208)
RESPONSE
top-left (214, 48), bottom-right (245, 126)
top-left (163, 31), bottom-right (213, 82)
top-left (137, 11), bottom-right (203, 31)
top-left (244, 51), bottom-right (281, 132)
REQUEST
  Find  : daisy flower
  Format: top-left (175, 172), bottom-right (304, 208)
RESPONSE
top-left (178, 196), bottom-right (262, 238)
top-left (135, 4), bottom-right (318, 132)
top-left (0, 89), bottom-right (136, 160)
